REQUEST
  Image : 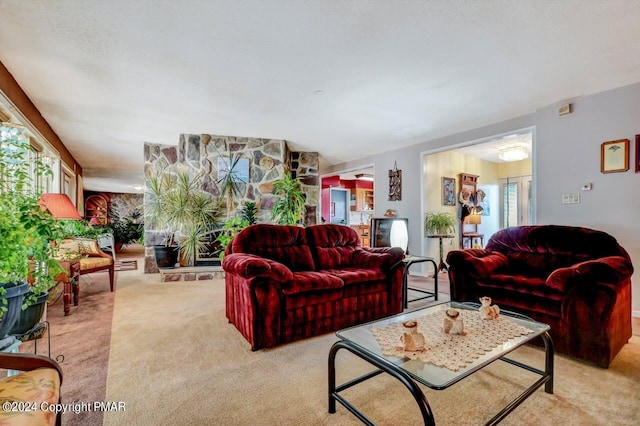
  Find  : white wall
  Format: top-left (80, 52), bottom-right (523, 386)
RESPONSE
top-left (322, 81), bottom-right (640, 313)
top-left (536, 82), bottom-right (640, 314)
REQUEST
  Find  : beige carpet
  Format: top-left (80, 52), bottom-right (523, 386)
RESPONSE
top-left (103, 268), bottom-right (640, 426)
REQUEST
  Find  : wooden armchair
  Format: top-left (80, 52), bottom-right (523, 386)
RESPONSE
top-left (55, 238), bottom-right (115, 291)
top-left (0, 352), bottom-right (63, 426)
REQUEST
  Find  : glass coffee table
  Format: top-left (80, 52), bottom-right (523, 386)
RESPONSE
top-left (328, 301), bottom-right (554, 425)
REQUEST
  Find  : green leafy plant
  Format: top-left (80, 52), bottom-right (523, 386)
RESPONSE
top-left (271, 171), bottom-right (306, 225)
top-left (59, 219), bottom-right (109, 239)
top-left (107, 208), bottom-right (143, 250)
top-left (241, 201), bottom-right (258, 225)
top-left (217, 153), bottom-right (246, 220)
top-left (424, 211), bottom-right (457, 236)
top-left (0, 124), bottom-right (64, 316)
top-left (215, 217), bottom-right (249, 260)
top-left (145, 166), bottom-right (222, 266)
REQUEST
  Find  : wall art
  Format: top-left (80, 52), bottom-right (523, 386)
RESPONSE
top-left (442, 177), bottom-right (456, 206)
top-left (601, 139), bottom-right (629, 173)
top-left (636, 135), bottom-right (640, 173)
top-left (388, 162), bottom-right (401, 201)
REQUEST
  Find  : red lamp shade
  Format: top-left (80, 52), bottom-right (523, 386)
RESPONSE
top-left (39, 193), bottom-right (82, 220)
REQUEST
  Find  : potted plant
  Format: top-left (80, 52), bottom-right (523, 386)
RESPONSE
top-left (215, 217), bottom-right (249, 261)
top-left (145, 170), bottom-right (178, 267)
top-left (424, 211), bottom-right (457, 236)
top-left (107, 208), bottom-right (144, 251)
top-left (59, 218), bottom-right (109, 239)
top-left (271, 171), bottom-right (306, 225)
top-left (0, 124), bottom-right (63, 346)
top-left (217, 153), bottom-right (246, 220)
top-left (145, 167), bottom-right (222, 268)
top-left (213, 202), bottom-right (257, 262)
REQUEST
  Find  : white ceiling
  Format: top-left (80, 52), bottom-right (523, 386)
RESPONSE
top-left (1, 1), bottom-right (640, 193)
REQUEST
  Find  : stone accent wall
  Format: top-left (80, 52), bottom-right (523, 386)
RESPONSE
top-left (290, 151), bottom-right (319, 226)
top-left (110, 193), bottom-right (143, 220)
top-left (144, 134), bottom-right (319, 273)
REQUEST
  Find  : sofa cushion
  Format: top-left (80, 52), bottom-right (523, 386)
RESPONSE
top-left (0, 368), bottom-right (61, 426)
top-left (281, 271), bottom-right (344, 296)
top-left (306, 224), bottom-right (359, 270)
top-left (79, 257), bottom-right (112, 270)
top-left (476, 274), bottom-right (565, 318)
top-left (55, 239), bottom-right (81, 261)
top-left (76, 238), bottom-right (102, 255)
top-left (487, 225), bottom-right (629, 260)
top-left (323, 267), bottom-right (386, 285)
top-left (231, 224), bottom-right (316, 272)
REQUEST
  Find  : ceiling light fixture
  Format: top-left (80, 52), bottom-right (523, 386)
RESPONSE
top-left (355, 173), bottom-right (374, 181)
top-left (498, 144), bottom-right (529, 162)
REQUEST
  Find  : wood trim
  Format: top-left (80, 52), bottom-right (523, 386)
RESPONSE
top-left (0, 60), bottom-right (82, 177)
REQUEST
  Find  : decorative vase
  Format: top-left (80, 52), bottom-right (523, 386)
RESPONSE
top-left (10, 291), bottom-right (48, 336)
top-left (153, 245), bottom-right (178, 269)
top-left (0, 281), bottom-right (30, 350)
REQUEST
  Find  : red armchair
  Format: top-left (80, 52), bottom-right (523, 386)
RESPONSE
top-left (223, 224), bottom-right (405, 350)
top-left (446, 225), bottom-right (633, 367)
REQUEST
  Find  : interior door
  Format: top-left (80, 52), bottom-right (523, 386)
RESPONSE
top-left (499, 175), bottom-right (532, 227)
top-left (329, 188), bottom-right (349, 224)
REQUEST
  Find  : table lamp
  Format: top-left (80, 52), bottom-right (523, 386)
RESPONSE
top-left (39, 193), bottom-right (82, 220)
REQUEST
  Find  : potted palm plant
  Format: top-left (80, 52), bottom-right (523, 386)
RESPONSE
top-left (145, 167), bottom-right (222, 268)
top-left (0, 124), bottom-right (63, 347)
top-left (217, 153), bottom-right (246, 220)
top-left (271, 171), bottom-right (306, 225)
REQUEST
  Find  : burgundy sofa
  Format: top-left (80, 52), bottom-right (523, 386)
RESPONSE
top-left (446, 225), bottom-right (633, 367)
top-left (223, 224), bottom-right (405, 350)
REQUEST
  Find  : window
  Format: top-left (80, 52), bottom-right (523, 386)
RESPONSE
top-left (1, 124), bottom-right (58, 195)
top-left (499, 175), bottom-right (532, 227)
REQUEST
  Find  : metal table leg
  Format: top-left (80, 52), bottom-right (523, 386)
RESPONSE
top-left (328, 340), bottom-right (435, 426)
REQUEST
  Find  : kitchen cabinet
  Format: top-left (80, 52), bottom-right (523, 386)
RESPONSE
top-left (351, 188), bottom-right (374, 212)
top-left (350, 224), bottom-right (370, 247)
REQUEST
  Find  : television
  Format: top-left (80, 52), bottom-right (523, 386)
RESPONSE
top-left (370, 218), bottom-right (409, 253)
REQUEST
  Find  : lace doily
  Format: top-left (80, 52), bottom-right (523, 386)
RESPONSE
top-left (371, 309), bottom-right (534, 371)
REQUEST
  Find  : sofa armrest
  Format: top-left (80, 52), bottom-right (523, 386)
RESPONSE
top-left (352, 247), bottom-right (404, 269)
top-left (223, 253), bottom-right (294, 282)
top-left (547, 255), bottom-right (634, 293)
top-left (446, 249), bottom-right (510, 277)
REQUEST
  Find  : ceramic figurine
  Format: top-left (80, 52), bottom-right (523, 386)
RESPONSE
top-left (443, 308), bottom-right (466, 335)
top-left (399, 320), bottom-right (426, 352)
top-left (479, 296), bottom-right (500, 320)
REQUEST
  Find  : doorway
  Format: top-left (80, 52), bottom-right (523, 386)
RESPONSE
top-left (329, 188), bottom-right (349, 224)
top-left (421, 127), bottom-right (534, 261)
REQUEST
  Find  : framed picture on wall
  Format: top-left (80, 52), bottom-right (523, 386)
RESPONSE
top-left (218, 157), bottom-right (250, 183)
top-left (636, 135), bottom-right (640, 173)
top-left (442, 177), bottom-right (456, 206)
top-left (601, 139), bottom-right (629, 173)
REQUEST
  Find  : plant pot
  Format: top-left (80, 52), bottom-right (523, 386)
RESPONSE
top-left (10, 291), bottom-right (48, 336)
top-left (0, 281), bottom-right (30, 349)
top-left (154, 245), bottom-right (179, 269)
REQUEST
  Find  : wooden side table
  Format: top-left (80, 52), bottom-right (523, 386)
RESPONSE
top-left (427, 234), bottom-right (454, 272)
top-left (462, 233), bottom-right (484, 249)
top-left (54, 260), bottom-right (80, 316)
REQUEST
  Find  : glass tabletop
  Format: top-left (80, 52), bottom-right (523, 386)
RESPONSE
top-left (336, 301), bottom-right (550, 390)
